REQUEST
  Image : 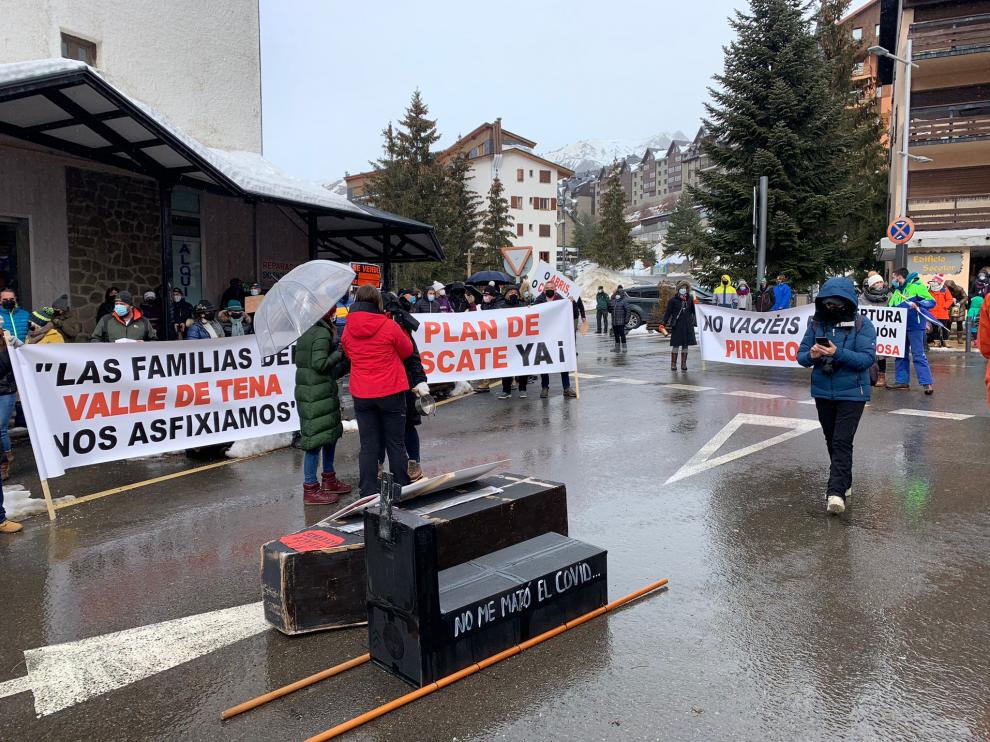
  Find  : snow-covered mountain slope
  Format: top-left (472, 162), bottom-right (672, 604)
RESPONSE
top-left (322, 177), bottom-right (348, 196)
top-left (541, 131), bottom-right (688, 174)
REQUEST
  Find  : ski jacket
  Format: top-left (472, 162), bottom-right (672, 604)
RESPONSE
top-left (341, 302), bottom-right (413, 399)
top-left (889, 273), bottom-right (935, 331)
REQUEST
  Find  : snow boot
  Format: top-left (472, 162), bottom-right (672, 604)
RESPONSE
top-left (321, 471), bottom-right (351, 498)
top-left (680, 351), bottom-right (688, 370)
top-left (826, 495), bottom-right (845, 515)
top-left (407, 460), bottom-right (424, 481)
top-left (670, 352), bottom-right (678, 370)
top-left (0, 519), bottom-right (23, 534)
top-left (303, 482), bottom-right (336, 506)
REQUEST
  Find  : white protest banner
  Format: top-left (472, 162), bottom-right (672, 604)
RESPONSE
top-left (697, 303), bottom-right (814, 367)
top-left (857, 305), bottom-right (907, 358)
top-left (9, 335), bottom-right (298, 479)
top-left (413, 300), bottom-right (576, 384)
top-left (698, 303), bottom-right (908, 368)
top-left (527, 260), bottom-right (580, 300)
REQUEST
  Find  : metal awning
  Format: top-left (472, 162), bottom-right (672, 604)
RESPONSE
top-left (0, 59), bottom-right (443, 263)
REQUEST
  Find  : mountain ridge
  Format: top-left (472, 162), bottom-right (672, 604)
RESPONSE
top-left (541, 131), bottom-right (689, 174)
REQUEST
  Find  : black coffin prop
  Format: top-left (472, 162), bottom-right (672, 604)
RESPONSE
top-left (261, 474), bottom-right (568, 635)
top-left (365, 505), bottom-right (607, 688)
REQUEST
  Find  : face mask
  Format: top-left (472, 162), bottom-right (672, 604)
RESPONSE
top-left (230, 312), bottom-right (243, 319)
top-left (427, 294), bottom-right (435, 301)
top-left (507, 295), bottom-right (519, 305)
top-left (678, 288), bottom-right (687, 296)
top-left (891, 279), bottom-right (903, 289)
top-left (201, 313), bottom-right (215, 322)
top-left (546, 291), bottom-right (556, 299)
top-left (114, 305), bottom-right (129, 317)
top-left (1, 300), bottom-right (15, 310)
top-left (980, 274), bottom-right (988, 282)
top-left (250, 289), bottom-right (261, 296)
top-left (721, 279), bottom-right (728, 285)
top-left (173, 295), bottom-right (182, 303)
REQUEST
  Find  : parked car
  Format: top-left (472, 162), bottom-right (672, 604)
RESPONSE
top-left (622, 283), bottom-right (713, 329)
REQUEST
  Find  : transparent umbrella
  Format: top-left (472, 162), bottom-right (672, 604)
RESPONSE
top-left (253, 260), bottom-right (356, 358)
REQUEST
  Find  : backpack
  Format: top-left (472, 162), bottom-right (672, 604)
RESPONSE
top-left (809, 316), bottom-right (880, 386)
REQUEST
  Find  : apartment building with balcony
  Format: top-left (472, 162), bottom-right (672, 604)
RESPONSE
top-left (882, 0), bottom-right (990, 287)
top-left (345, 119), bottom-right (573, 267)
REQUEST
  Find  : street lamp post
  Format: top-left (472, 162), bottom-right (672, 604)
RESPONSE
top-left (869, 42), bottom-right (919, 268)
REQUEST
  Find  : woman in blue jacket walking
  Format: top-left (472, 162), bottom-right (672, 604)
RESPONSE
top-left (797, 277), bottom-right (876, 515)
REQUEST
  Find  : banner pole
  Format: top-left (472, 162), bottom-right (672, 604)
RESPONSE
top-left (40, 478), bottom-right (56, 521)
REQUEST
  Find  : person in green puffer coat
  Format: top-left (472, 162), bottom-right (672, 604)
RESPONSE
top-left (294, 313), bottom-right (352, 505)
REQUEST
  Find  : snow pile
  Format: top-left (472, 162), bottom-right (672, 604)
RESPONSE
top-left (2, 484), bottom-right (74, 520)
top-left (342, 419), bottom-right (359, 433)
top-left (574, 265), bottom-right (629, 300)
top-left (448, 381), bottom-right (475, 398)
top-left (226, 433), bottom-right (293, 459)
top-left (628, 324), bottom-right (652, 336)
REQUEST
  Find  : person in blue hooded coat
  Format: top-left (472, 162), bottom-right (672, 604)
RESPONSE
top-left (798, 276), bottom-right (876, 516)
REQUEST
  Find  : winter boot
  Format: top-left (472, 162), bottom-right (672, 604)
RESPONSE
top-left (826, 495), bottom-right (845, 515)
top-left (407, 460), bottom-right (424, 482)
top-left (321, 471), bottom-right (351, 498)
top-left (680, 351), bottom-right (688, 370)
top-left (303, 482), bottom-right (336, 506)
top-left (0, 519), bottom-right (23, 534)
top-left (611, 342), bottom-right (620, 353)
top-left (876, 372), bottom-right (886, 387)
top-left (670, 351), bottom-right (678, 370)
top-left (621, 339), bottom-right (628, 352)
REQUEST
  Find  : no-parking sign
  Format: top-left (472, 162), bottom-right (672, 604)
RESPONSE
top-left (887, 217), bottom-right (916, 245)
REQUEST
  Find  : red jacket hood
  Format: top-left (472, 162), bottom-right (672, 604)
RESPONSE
top-left (344, 306), bottom-right (389, 340)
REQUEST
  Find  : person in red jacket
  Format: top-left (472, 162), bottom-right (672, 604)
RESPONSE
top-left (927, 273), bottom-right (954, 348)
top-left (341, 285), bottom-right (414, 496)
top-left (979, 295), bottom-right (990, 411)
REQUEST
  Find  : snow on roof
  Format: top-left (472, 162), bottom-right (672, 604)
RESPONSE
top-left (0, 58), bottom-right (367, 216)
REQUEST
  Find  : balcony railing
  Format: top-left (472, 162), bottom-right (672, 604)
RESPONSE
top-left (908, 194), bottom-right (990, 231)
top-left (909, 104), bottom-right (990, 144)
top-left (910, 14), bottom-right (990, 57)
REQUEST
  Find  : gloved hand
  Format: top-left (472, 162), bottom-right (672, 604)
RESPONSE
top-left (413, 382), bottom-right (430, 398)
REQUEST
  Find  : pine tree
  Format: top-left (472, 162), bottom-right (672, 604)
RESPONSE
top-left (818, 0), bottom-right (889, 274)
top-left (590, 165), bottom-right (636, 270)
top-left (432, 154), bottom-right (482, 282)
top-left (476, 177), bottom-right (514, 271)
top-left (570, 211), bottom-right (597, 262)
top-left (695, 0), bottom-right (851, 288)
top-left (664, 192), bottom-right (717, 283)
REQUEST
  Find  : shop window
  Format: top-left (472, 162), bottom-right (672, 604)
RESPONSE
top-left (61, 33), bottom-right (97, 66)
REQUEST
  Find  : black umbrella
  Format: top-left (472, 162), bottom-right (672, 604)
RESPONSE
top-left (466, 270), bottom-right (514, 286)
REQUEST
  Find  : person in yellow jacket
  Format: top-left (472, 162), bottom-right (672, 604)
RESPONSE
top-left (713, 274), bottom-right (739, 308)
top-left (26, 307), bottom-right (66, 344)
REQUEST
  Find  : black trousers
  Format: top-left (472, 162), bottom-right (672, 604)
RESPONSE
top-left (501, 376), bottom-right (528, 393)
top-left (613, 325), bottom-right (627, 344)
top-left (353, 392), bottom-right (410, 497)
top-left (814, 399), bottom-right (865, 499)
top-left (596, 309), bottom-right (608, 333)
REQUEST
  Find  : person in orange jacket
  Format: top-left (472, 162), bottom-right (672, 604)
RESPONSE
top-left (927, 273), bottom-right (954, 348)
top-left (979, 295), bottom-right (990, 411)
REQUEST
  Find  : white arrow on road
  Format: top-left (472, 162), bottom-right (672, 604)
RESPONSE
top-left (0, 601), bottom-right (268, 717)
top-left (665, 413), bottom-right (820, 484)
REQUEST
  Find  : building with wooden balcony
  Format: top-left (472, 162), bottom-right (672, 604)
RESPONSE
top-left (882, 0), bottom-right (990, 290)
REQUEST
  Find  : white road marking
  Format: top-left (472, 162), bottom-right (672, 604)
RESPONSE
top-left (723, 391), bottom-right (783, 399)
top-left (610, 378), bottom-right (649, 385)
top-left (890, 409), bottom-right (974, 421)
top-left (3, 601), bottom-right (267, 716)
top-left (665, 413), bottom-right (820, 485)
top-left (663, 384), bottom-right (715, 392)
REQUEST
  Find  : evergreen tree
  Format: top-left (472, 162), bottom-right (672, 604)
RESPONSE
top-left (590, 166), bottom-right (636, 270)
top-left (431, 154), bottom-right (482, 283)
top-left (664, 192), bottom-right (717, 283)
top-left (818, 0), bottom-right (888, 274)
top-left (570, 211), bottom-right (597, 261)
top-left (476, 177), bottom-right (515, 271)
top-left (695, 0), bottom-right (853, 288)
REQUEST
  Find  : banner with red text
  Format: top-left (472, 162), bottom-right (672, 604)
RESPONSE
top-left (9, 335), bottom-right (298, 478)
top-left (526, 260), bottom-right (580, 300)
top-left (697, 303), bottom-right (907, 367)
top-left (413, 300), bottom-right (576, 383)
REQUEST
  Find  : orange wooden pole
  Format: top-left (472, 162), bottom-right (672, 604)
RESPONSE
top-left (221, 654), bottom-right (370, 720)
top-left (303, 578), bottom-right (669, 742)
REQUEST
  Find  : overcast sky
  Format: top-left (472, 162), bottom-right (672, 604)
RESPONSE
top-left (259, 0), bottom-right (747, 183)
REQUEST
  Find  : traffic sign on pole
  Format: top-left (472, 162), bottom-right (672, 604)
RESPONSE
top-left (887, 217), bottom-right (915, 245)
top-left (501, 246), bottom-right (532, 277)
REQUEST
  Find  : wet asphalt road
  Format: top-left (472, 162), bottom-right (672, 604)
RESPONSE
top-left (1, 331), bottom-right (989, 741)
